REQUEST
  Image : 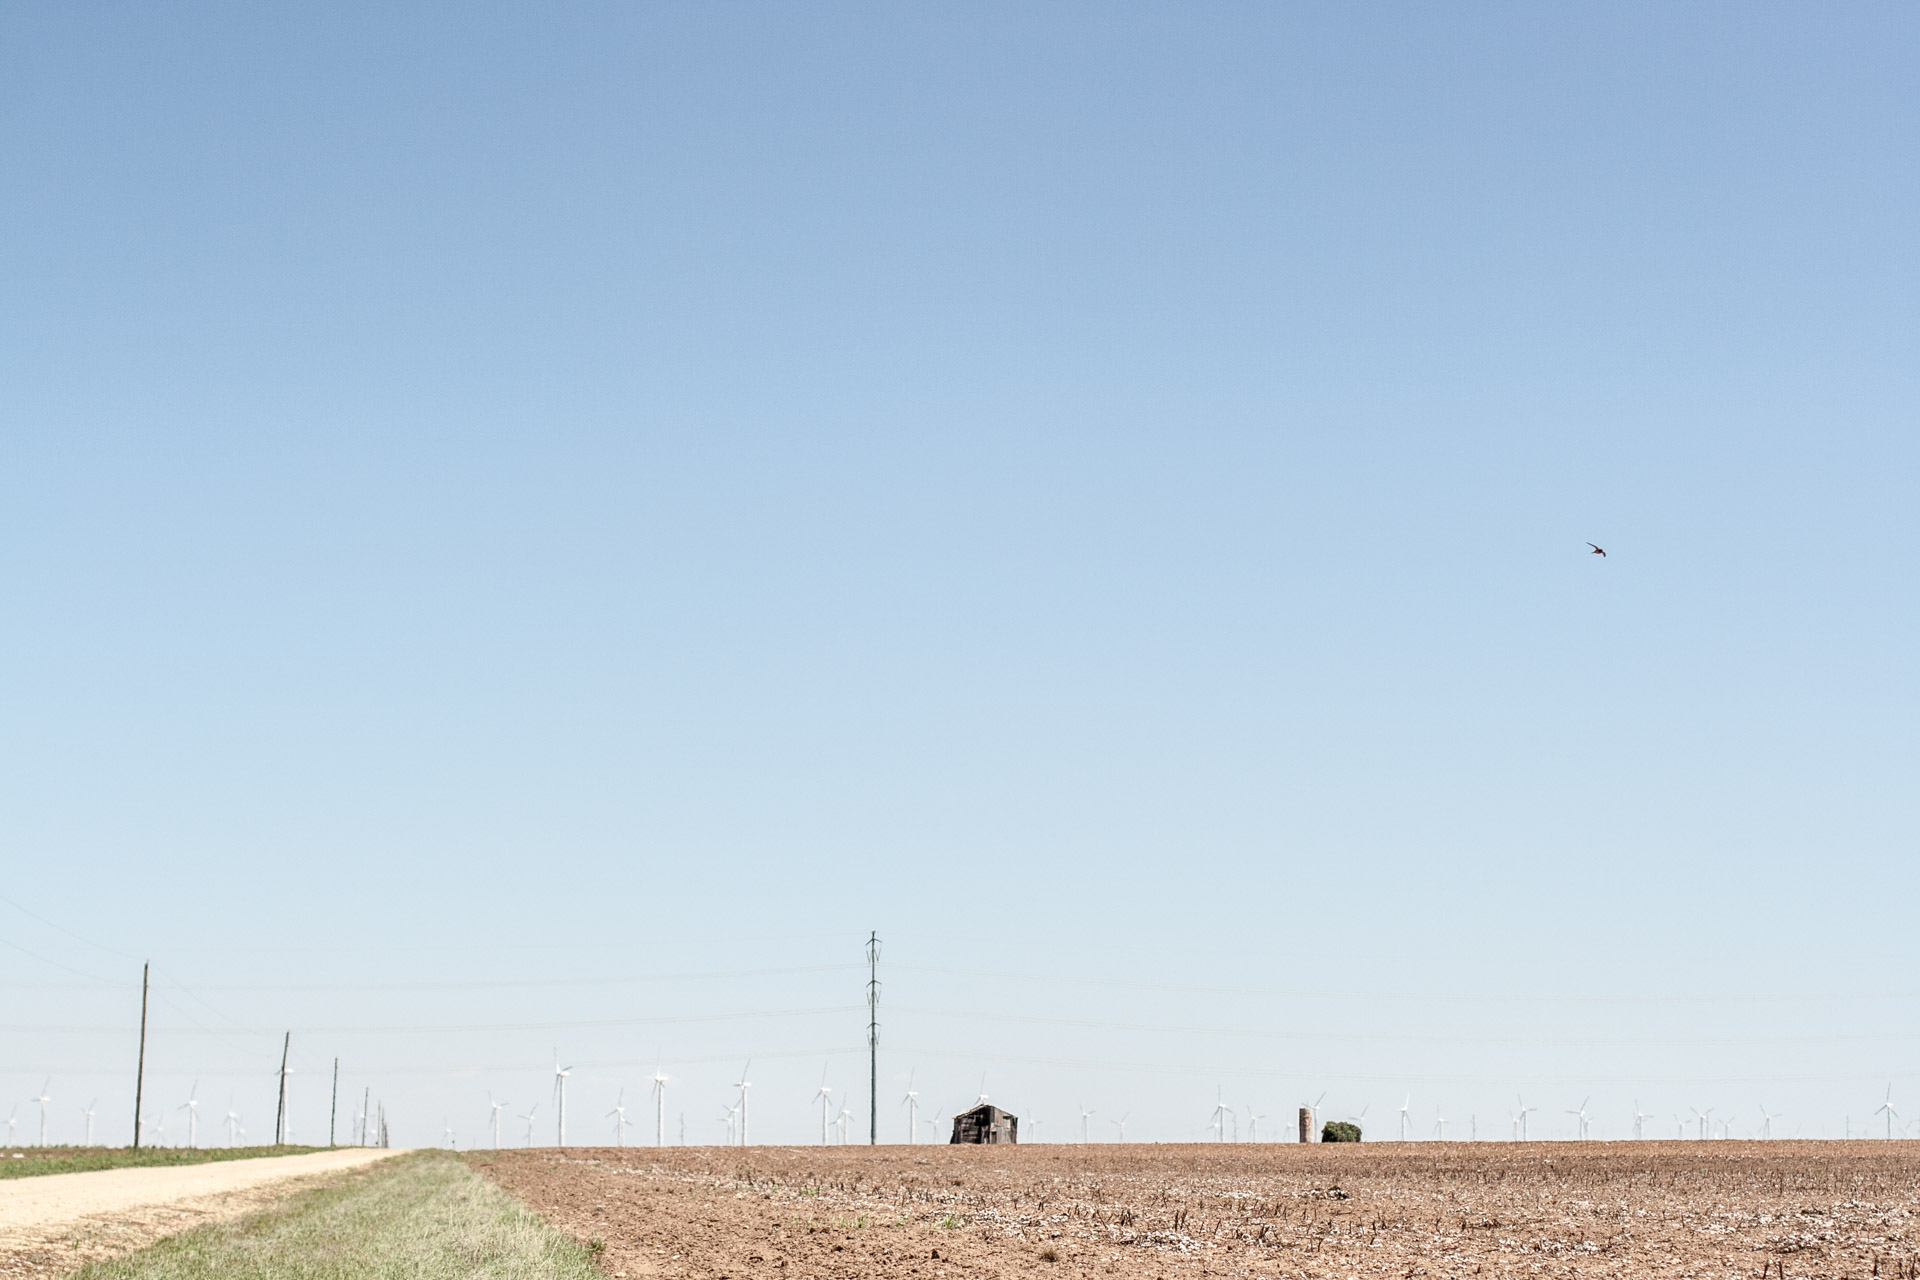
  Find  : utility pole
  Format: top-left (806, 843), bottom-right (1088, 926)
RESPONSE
top-left (133, 961), bottom-right (150, 1149)
top-left (866, 931), bottom-right (880, 1145)
top-left (274, 1032), bottom-right (290, 1145)
top-left (329, 1058), bottom-right (339, 1148)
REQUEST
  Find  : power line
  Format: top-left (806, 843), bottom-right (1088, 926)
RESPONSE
top-left (0, 1045), bottom-right (870, 1077)
top-left (889, 964), bottom-right (1920, 1004)
top-left (0, 1004), bottom-right (866, 1036)
top-left (16, 1009), bottom-right (1920, 1048)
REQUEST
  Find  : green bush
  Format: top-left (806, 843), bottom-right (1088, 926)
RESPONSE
top-left (1321, 1120), bottom-right (1361, 1143)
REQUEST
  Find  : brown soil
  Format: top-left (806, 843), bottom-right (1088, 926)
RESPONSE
top-left (473, 1141), bottom-right (1920, 1280)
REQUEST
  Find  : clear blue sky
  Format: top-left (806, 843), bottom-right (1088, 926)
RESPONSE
top-left (2, 2), bottom-right (1915, 1148)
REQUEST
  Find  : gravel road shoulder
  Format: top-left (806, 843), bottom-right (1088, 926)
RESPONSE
top-left (0, 1147), bottom-right (404, 1277)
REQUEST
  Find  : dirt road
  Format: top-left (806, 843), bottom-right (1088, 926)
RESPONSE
top-left (0, 1147), bottom-right (404, 1276)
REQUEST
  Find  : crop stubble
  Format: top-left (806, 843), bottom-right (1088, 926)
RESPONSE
top-left (476, 1140), bottom-right (1920, 1280)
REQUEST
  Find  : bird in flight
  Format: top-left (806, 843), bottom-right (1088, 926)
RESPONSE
top-left (1587, 543), bottom-right (1606, 557)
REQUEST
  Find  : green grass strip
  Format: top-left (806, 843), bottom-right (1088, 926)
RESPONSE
top-left (0, 1146), bottom-right (328, 1180)
top-left (72, 1151), bottom-right (602, 1280)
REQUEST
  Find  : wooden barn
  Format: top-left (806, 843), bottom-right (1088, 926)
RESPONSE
top-left (950, 1103), bottom-right (1018, 1144)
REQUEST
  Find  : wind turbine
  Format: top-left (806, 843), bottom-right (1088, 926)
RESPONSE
top-left (1309, 1091), bottom-right (1326, 1141)
top-left (489, 1094), bottom-right (508, 1149)
top-left (1079, 1104), bottom-right (1096, 1144)
top-left (443, 1119), bottom-right (456, 1148)
top-left (651, 1068), bottom-right (669, 1147)
top-left (1565, 1097), bottom-right (1590, 1141)
top-left (1398, 1094), bottom-right (1412, 1142)
top-left (1210, 1091), bottom-right (1232, 1142)
top-left (901, 1069), bottom-right (919, 1144)
top-left (519, 1102), bottom-right (539, 1147)
top-left (719, 1103), bottom-right (739, 1145)
top-left (1433, 1111), bottom-right (1448, 1140)
top-left (1633, 1100), bottom-right (1651, 1140)
top-left (973, 1074), bottom-right (989, 1106)
top-left (733, 1060), bottom-right (753, 1146)
top-left (1759, 1103), bottom-right (1782, 1139)
top-left (32, 1079), bottom-right (52, 1146)
top-left (815, 1069), bottom-right (834, 1145)
top-left (1515, 1096), bottom-right (1537, 1141)
top-left (835, 1097), bottom-right (853, 1144)
top-left (178, 1081), bottom-right (200, 1149)
top-left (1111, 1112), bottom-right (1129, 1142)
top-left (606, 1089), bottom-right (631, 1147)
top-left (552, 1055), bottom-right (573, 1147)
top-left (224, 1101), bottom-right (241, 1147)
top-left (83, 1098), bottom-right (98, 1146)
top-left (1876, 1086), bottom-right (1898, 1140)
top-left (4, 1105), bottom-right (16, 1145)
top-left (1246, 1107), bottom-right (1264, 1143)
top-left (1690, 1107), bottom-right (1713, 1140)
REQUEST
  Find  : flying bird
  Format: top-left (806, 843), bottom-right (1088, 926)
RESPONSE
top-left (1587, 543), bottom-right (1606, 557)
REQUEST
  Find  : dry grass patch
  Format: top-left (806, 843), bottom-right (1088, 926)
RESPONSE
top-left (71, 1151), bottom-right (598, 1280)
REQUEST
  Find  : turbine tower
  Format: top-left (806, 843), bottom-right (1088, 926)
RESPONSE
top-left (901, 1069), bottom-right (919, 1144)
top-left (489, 1094), bottom-right (508, 1149)
top-left (1079, 1104), bottom-right (1096, 1143)
top-left (1759, 1103), bottom-right (1782, 1139)
top-left (1565, 1097), bottom-right (1590, 1141)
top-left (606, 1089), bottom-right (630, 1147)
top-left (1876, 1086), bottom-right (1898, 1140)
top-left (83, 1098), bottom-right (98, 1146)
top-left (552, 1055), bottom-right (573, 1146)
top-left (1398, 1094), bottom-right (1412, 1141)
top-left (733, 1061), bottom-right (753, 1146)
top-left (178, 1081), bottom-right (200, 1149)
top-left (32, 1080), bottom-right (52, 1146)
top-left (815, 1070), bottom-right (834, 1145)
top-left (651, 1068), bottom-right (669, 1147)
top-left (1515, 1096), bottom-right (1537, 1141)
top-left (1110, 1111), bottom-right (1129, 1142)
top-left (520, 1102), bottom-right (539, 1147)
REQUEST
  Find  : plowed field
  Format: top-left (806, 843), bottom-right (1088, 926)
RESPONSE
top-left (474, 1141), bottom-right (1920, 1280)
